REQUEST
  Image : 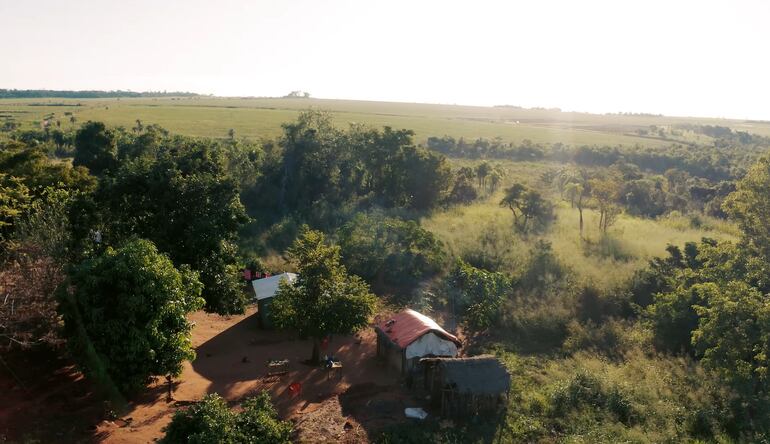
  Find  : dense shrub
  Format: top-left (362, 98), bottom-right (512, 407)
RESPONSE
top-left (518, 240), bottom-right (567, 294)
top-left (59, 239), bottom-right (204, 395)
top-left (70, 140), bottom-right (250, 314)
top-left (500, 299), bottom-right (572, 352)
top-left (562, 319), bottom-right (629, 357)
top-left (337, 212), bottom-right (445, 289)
top-left (234, 392), bottom-right (294, 443)
top-left (160, 392), bottom-right (292, 444)
top-left (459, 222), bottom-right (518, 272)
top-left (447, 260), bottom-right (511, 330)
top-left (550, 371), bottom-right (639, 426)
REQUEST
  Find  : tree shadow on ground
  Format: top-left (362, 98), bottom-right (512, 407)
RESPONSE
top-left (188, 311), bottom-right (402, 420)
top-left (0, 347), bottom-right (105, 443)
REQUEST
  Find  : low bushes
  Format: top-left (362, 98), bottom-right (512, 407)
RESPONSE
top-left (160, 392), bottom-right (292, 444)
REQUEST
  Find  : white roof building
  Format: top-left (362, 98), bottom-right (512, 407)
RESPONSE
top-left (251, 272), bottom-right (297, 301)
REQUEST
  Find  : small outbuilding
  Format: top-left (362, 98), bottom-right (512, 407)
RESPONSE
top-left (375, 309), bottom-right (461, 374)
top-left (421, 355), bottom-right (510, 417)
top-left (251, 272), bottom-right (297, 329)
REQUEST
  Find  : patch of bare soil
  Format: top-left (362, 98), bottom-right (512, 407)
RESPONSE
top-left (0, 348), bottom-right (104, 443)
top-left (3, 307), bottom-right (415, 443)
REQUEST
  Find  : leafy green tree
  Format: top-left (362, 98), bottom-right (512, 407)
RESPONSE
top-left (488, 167), bottom-right (504, 193)
top-left (619, 177), bottom-right (668, 217)
top-left (692, 281), bottom-right (770, 426)
top-left (337, 212), bottom-right (445, 289)
top-left (160, 393), bottom-right (237, 444)
top-left (0, 174), bottom-right (30, 241)
top-left (0, 140), bottom-right (95, 194)
top-left (724, 155), bottom-right (770, 260)
top-left (14, 187), bottom-right (73, 260)
top-left (271, 227), bottom-right (376, 363)
top-left (590, 174), bottom-right (622, 233)
top-left (500, 183), bottom-right (527, 226)
top-left (277, 111), bottom-right (353, 215)
top-left (196, 242), bottom-right (248, 314)
top-left (500, 183), bottom-right (553, 232)
top-left (273, 113), bottom-right (451, 217)
top-left (59, 239), bottom-right (204, 395)
top-left (555, 167), bottom-right (590, 237)
top-left (73, 144), bottom-right (249, 314)
top-left (447, 169), bottom-right (478, 204)
top-left (475, 161), bottom-right (491, 189)
top-left (235, 391), bottom-right (293, 443)
top-left (647, 284), bottom-right (705, 355)
top-left (448, 260), bottom-right (511, 329)
top-left (390, 144), bottom-right (452, 210)
top-left (73, 121), bottom-right (118, 175)
top-left (160, 392), bottom-right (292, 444)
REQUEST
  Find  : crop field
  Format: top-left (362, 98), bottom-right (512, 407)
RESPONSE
top-left (4, 96), bottom-right (770, 146)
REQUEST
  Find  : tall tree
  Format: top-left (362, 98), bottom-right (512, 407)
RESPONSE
top-left (59, 239), bottom-right (204, 395)
top-left (0, 174), bottom-right (30, 241)
top-left (556, 167), bottom-right (591, 238)
top-left (475, 161), bottom-right (491, 189)
top-left (724, 155), bottom-right (770, 260)
top-left (337, 212), bottom-right (445, 290)
top-left (489, 167), bottom-right (504, 193)
top-left (271, 227), bottom-right (376, 363)
top-left (692, 281), bottom-right (770, 424)
top-left (73, 121), bottom-right (118, 175)
top-left (500, 183), bottom-right (527, 227)
top-left (73, 143), bottom-right (249, 314)
top-left (590, 174), bottom-right (622, 233)
top-left (500, 183), bottom-right (553, 232)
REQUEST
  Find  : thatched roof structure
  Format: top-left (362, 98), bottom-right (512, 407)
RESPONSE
top-left (422, 355), bottom-right (510, 395)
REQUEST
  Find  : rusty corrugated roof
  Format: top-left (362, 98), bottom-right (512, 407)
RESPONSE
top-left (375, 309), bottom-right (461, 349)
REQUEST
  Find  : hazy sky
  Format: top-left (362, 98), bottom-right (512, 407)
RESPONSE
top-left (2, 0), bottom-right (769, 119)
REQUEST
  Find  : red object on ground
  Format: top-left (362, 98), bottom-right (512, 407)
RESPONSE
top-left (375, 309), bottom-right (461, 349)
top-left (289, 382), bottom-right (302, 396)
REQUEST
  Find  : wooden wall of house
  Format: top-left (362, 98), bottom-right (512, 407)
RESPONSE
top-left (376, 332), bottom-right (406, 373)
top-left (423, 363), bottom-right (508, 417)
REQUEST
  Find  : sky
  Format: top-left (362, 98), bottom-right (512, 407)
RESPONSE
top-left (2, 0), bottom-right (769, 120)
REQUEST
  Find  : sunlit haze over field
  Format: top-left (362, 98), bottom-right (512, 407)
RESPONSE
top-left (2, 0), bottom-right (769, 119)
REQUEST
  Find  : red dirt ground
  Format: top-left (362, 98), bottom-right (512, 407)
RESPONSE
top-left (1, 308), bottom-right (424, 443)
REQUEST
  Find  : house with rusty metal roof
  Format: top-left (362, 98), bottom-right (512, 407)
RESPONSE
top-left (374, 309), bottom-right (461, 374)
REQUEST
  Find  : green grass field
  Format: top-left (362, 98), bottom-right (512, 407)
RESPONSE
top-left (1, 96), bottom-right (743, 288)
top-left (4, 96), bottom-right (769, 146)
top-left (422, 161), bottom-right (737, 288)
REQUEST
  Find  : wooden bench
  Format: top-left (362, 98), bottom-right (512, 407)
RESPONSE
top-left (266, 359), bottom-right (289, 377)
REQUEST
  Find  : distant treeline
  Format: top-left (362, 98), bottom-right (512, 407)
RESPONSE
top-left (0, 89), bottom-right (201, 99)
top-left (426, 130), bottom-right (770, 182)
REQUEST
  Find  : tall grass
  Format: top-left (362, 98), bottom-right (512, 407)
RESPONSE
top-left (492, 348), bottom-right (722, 443)
top-left (423, 186), bottom-right (736, 289)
